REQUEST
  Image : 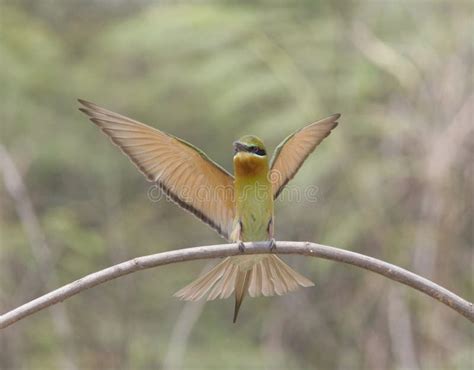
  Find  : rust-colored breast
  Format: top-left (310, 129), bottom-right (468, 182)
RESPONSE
top-left (233, 152), bottom-right (268, 178)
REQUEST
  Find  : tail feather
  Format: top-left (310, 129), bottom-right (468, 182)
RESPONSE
top-left (264, 257), bottom-right (285, 295)
top-left (248, 262), bottom-right (263, 297)
top-left (272, 256), bottom-right (300, 292)
top-left (233, 270), bottom-right (252, 323)
top-left (174, 255), bottom-right (314, 320)
top-left (208, 262), bottom-right (237, 300)
top-left (272, 255), bottom-right (314, 288)
top-left (174, 258), bottom-right (230, 301)
top-left (260, 259), bottom-right (275, 296)
top-left (218, 265), bottom-right (238, 300)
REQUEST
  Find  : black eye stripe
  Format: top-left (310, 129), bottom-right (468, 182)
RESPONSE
top-left (248, 146), bottom-right (266, 156)
top-left (234, 143), bottom-right (266, 156)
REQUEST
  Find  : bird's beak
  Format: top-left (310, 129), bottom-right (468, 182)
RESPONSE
top-left (233, 141), bottom-right (247, 155)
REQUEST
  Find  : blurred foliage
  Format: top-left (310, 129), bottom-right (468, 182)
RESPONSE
top-left (0, 0), bottom-right (473, 369)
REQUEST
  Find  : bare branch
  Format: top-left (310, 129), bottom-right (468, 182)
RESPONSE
top-left (0, 145), bottom-right (78, 369)
top-left (1, 241), bottom-right (472, 329)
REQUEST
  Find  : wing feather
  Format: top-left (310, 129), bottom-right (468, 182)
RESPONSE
top-left (78, 99), bottom-right (235, 239)
top-left (270, 114), bottom-right (340, 198)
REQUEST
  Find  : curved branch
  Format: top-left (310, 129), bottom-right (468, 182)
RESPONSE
top-left (1, 241), bottom-right (472, 329)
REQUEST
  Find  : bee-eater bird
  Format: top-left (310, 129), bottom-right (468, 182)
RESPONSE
top-left (78, 99), bottom-right (340, 322)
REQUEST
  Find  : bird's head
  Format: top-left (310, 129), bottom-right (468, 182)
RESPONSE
top-left (233, 136), bottom-right (268, 177)
top-left (233, 135), bottom-right (267, 157)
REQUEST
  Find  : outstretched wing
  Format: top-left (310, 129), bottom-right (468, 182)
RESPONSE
top-left (270, 114), bottom-right (340, 199)
top-left (78, 99), bottom-right (235, 239)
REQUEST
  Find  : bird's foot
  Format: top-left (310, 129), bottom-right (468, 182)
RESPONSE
top-left (268, 238), bottom-right (276, 251)
top-left (238, 241), bottom-right (246, 253)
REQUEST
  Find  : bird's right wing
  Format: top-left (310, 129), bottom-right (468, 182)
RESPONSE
top-left (79, 99), bottom-right (235, 240)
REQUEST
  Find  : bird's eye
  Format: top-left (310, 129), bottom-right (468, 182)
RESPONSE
top-left (249, 146), bottom-right (266, 156)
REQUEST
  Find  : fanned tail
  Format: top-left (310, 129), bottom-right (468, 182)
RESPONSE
top-left (174, 255), bottom-right (314, 321)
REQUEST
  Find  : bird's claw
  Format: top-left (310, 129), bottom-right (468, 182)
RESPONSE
top-left (238, 241), bottom-right (246, 253)
top-left (268, 238), bottom-right (276, 251)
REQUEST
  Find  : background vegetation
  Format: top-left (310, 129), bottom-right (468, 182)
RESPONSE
top-left (1, 0), bottom-right (472, 369)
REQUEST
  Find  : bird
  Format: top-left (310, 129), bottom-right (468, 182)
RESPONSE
top-left (78, 99), bottom-right (340, 322)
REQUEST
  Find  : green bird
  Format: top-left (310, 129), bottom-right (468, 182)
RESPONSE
top-left (79, 99), bottom-right (340, 322)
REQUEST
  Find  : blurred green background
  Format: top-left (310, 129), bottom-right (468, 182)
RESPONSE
top-left (0, 1), bottom-right (472, 369)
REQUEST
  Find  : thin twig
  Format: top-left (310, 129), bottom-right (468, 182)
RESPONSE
top-left (0, 241), bottom-right (472, 329)
top-left (0, 145), bottom-right (78, 369)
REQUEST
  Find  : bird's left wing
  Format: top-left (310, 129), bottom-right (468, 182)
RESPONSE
top-left (78, 99), bottom-right (235, 240)
top-left (270, 114), bottom-right (340, 199)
